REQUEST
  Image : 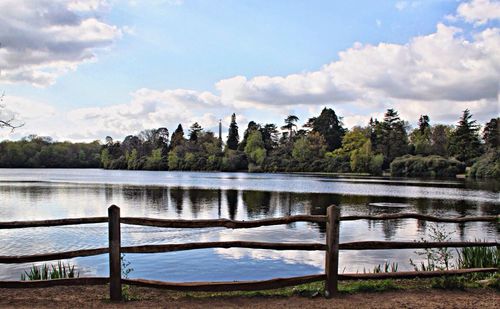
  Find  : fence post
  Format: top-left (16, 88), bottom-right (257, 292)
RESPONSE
top-left (324, 205), bottom-right (340, 298)
top-left (108, 205), bottom-right (122, 301)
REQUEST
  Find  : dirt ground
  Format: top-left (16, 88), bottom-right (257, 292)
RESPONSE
top-left (0, 285), bottom-right (499, 308)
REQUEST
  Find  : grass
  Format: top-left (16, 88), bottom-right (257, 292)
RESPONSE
top-left (341, 280), bottom-right (399, 293)
top-left (176, 279), bottom-right (417, 299)
top-left (371, 261), bottom-right (399, 273)
top-left (430, 276), bottom-right (468, 290)
top-left (20, 261), bottom-right (79, 281)
top-left (179, 275), bottom-right (500, 300)
top-left (457, 246), bottom-right (499, 269)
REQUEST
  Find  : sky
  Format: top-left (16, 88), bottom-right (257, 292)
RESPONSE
top-left (0, 0), bottom-right (499, 142)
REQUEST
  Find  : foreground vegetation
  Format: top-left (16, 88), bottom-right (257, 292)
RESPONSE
top-left (1, 109), bottom-right (498, 178)
top-left (20, 261), bottom-right (79, 281)
top-left (17, 233), bottom-right (499, 300)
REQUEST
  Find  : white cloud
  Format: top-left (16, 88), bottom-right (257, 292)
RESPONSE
top-left (68, 0), bottom-right (110, 11)
top-left (0, 96), bottom-right (56, 121)
top-left (0, 88), bottom-right (228, 141)
top-left (66, 88), bottom-right (225, 138)
top-left (0, 0), bottom-right (122, 87)
top-left (216, 23), bottom-right (499, 110)
top-left (457, 0), bottom-right (500, 25)
top-left (0, 95), bottom-right (58, 139)
top-left (1, 1), bottom-right (499, 141)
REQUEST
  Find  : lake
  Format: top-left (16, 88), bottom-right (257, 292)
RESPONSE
top-left (0, 169), bottom-right (498, 281)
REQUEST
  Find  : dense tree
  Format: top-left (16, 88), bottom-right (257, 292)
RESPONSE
top-left (170, 124), bottom-right (185, 149)
top-left (469, 148), bottom-right (500, 178)
top-left (221, 149), bottom-right (247, 171)
top-left (144, 148), bottom-right (165, 170)
top-left (410, 115), bottom-right (432, 155)
top-left (334, 126), bottom-right (383, 174)
top-left (418, 115), bottom-right (430, 134)
top-left (0, 137), bottom-right (101, 168)
top-left (483, 118), bottom-right (499, 149)
top-left (430, 124), bottom-right (451, 157)
top-left (305, 107), bottom-right (346, 151)
top-left (238, 121), bottom-right (260, 151)
top-left (168, 146), bottom-right (184, 170)
top-left (281, 115), bottom-right (299, 141)
top-left (105, 136), bottom-right (113, 146)
top-left (292, 132), bottom-right (327, 163)
top-left (2, 107), bottom-right (494, 176)
top-left (226, 113), bottom-right (239, 150)
top-left (244, 130), bottom-right (266, 172)
top-left (467, 118), bottom-right (500, 179)
top-left (122, 135), bottom-right (141, 155)
top-left (448, 109), bottom-right (483, 165)
top-left (373, 109), bottom-right (409, 166)
top-left (188, 122), bottom-right (203, 142)
top-left (156, 127), bottom-right (169, 148)
top-left (260, 123), bottom-right (279, 152)
top-left (391, 155), bottom-right (465, 177)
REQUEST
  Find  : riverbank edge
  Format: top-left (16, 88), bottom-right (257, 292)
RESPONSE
top-left (1, 280), bottom-right (499, 308)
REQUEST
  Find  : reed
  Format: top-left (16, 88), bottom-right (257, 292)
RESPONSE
top-left (20, 261), bottom-right (79, 281)
top-left (373, 261), bottom-right (399, 273)
top-left (457, 246), bottom-right (499, 269)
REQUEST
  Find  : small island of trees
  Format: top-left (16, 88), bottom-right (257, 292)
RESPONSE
top-left (0, 107), bottom-right (498, 178)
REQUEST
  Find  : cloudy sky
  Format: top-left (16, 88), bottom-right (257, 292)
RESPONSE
top-left (0, 0), bottom-right (499, 142)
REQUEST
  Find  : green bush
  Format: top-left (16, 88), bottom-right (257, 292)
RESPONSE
top-left (221, 150), bottom-right (247, 171)
top-left (431, 276), bottom-right (466, 290)
top-left (468, 149), bottom-right (500, 178)
top-left (390, 155), bottom-right (465, 177)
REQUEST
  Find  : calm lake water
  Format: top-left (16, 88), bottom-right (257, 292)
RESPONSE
top-left (0, 169), bottom-right (498, 281)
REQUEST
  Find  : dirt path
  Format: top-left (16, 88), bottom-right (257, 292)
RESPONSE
top-left (1, 285), bottom-right (499, 308)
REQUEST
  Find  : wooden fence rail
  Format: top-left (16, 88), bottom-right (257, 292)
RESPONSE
top-left (2, 240), bottom-right (498, 264)
top-left (0, 205), bottom-right (498, 301)
top-left (2, 267), bottom-right (497, 291)
top-left (2, 213), bottom-right (497, 229)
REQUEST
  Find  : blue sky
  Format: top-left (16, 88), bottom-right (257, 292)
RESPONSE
top-left (0, 0), bottom-right (499, 141)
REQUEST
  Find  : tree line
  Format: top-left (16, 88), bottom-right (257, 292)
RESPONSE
top-left (0, 135), bottom-right (100, 168)
top-left (0, 108), bottom-right (498, 178)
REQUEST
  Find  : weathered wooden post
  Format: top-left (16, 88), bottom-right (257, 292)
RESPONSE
top-left (108, 205), bottom-right (122, 301)
top-left (324, 205), bottom-right (340, 298)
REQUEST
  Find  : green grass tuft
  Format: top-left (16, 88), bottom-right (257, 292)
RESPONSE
top-left (20, 261), bottom-right (79, 281)
top-left (457, 246), bottom-right (499, 269)
top-left (340, 280), bottom-right (399, 293)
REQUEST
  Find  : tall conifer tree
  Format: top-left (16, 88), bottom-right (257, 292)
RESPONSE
top-left (226, 113), bottom-right (239, 150)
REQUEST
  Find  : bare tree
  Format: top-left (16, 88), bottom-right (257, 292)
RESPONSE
top-left (0, 92), bottom-right (24, 131)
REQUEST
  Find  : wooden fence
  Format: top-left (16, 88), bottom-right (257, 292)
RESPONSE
top-left (0, 205), bottom-right (498, 300)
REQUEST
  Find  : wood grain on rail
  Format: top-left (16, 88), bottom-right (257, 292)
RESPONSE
top-left (1, 213), bottom-right (496, 230)
top-left (0, 217), bottom-right (108, 229)
top-left (340, 214), bottom-right (499, 223)
top-left (0, 248), bottom-right (108, 264)
top-left (122, 241), bottom-right (326, 253)
top-left (122, 274), bottom-right (325, 292)
top-left (339, 241), bottom-right (498, 250)
top-left (121, 215), bottom-right (326, 229)
top-left (0, 277), bottom-right (109, 288)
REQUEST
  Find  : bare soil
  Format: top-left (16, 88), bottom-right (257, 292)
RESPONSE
top-left (0, 285), bottom-right (499, 308)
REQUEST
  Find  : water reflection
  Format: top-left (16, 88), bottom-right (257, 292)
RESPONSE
top-left (0, 172), bottom-right (498, 281)
top-left (226, 190), bottom-right (238, 220)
